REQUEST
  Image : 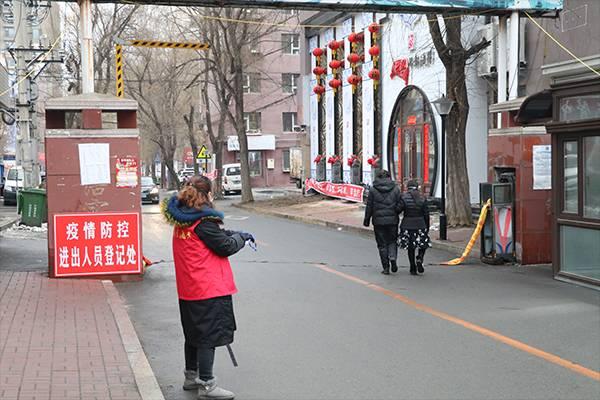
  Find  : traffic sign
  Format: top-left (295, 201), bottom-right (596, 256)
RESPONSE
top-left (196, 145), bottom-right (211, 159)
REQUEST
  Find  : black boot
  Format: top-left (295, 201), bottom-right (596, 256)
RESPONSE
top-left (381, 260), bottom-right (390, 275)
top-left (416, 249), bottom-right (425, 274)
top-left (408, 249), bottom-right (417, 275)
top-left (390, 259), bottom-right (398, 273)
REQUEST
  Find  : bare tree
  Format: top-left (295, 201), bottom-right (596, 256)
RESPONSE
top-left (426, 14), bottom-right (490, 226)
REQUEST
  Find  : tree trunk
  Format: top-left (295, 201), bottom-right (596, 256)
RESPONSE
top-left (232, 50), bottom-right (254, 203)
top-left (184, 105), bottom-right (200, 175)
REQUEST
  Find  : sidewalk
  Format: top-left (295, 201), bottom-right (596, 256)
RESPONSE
top-left (0, 202), bottom-right (19, 233)
top-left (234, 195), bottom-right (481, 260)
top-left (0, 272), bottom-right (164, 400)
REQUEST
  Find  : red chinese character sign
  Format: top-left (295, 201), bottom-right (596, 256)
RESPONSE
top-left (54, 212), bottom-right (141, 277)
top-left (305, 178), bottom-right (364, 203)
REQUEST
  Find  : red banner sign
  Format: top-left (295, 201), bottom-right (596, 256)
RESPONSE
top-left (305, 178), bottom-right (364, 203)
top-left (54, 212), bottom-right (141, 277)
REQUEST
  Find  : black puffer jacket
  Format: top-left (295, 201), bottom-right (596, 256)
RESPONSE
top-left (399, 190), bottom-right (430, 230)
top-left (364, 177), bottom-right (402, 226)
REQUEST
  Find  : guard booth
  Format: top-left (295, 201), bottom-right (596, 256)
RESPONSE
top-left (45, 93), bottom-right (143, 280)
top-left (480, 167), bottom-right (516, 264)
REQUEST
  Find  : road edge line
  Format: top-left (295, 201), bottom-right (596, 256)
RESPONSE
top-left (313, 264), bottom-right (600, 382)
top-left (102, 280), bottom-right (166, 400)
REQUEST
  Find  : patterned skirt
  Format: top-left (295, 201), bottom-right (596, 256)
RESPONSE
top-left (398, 228), bottom-right (432, 250)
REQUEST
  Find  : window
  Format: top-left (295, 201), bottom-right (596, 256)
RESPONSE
top-left (243, 73), bottom-right (261, 93)
top-left (243, 112), bottom-right (261, 132)
top-left (584, 136), bottom-right (600, 219)
top-left (282, 34), bottom-right (300, 55)
top-left (248, 151), bottom-right (262, 177)
top-left (226, 166), bottom-right (241, 176)
top-left (282, 150), bottom-right (291, 172)
top-left (282, 112), bottom-right (297, 132)
top-left (282, 73), bottom-right (299, 94)
top-left (563, 141), bottom-right (578, 213)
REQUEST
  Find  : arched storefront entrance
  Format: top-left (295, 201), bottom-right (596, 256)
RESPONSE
top-left (387, 85), bottom-right (438, 196)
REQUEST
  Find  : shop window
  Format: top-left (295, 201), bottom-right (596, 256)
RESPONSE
top-left (243, 73), bottom-right (261, 93)
top-left (282, 149), bottom-right (290, 172)
top-left (282, 34), bottom-right (300, 55)
top-left (559, 95), bottom-right (600, 122)
top-left (244, 112), bottom-right (261, 133)
top-left (282, 73), bottom-right (299, 94)
top-left (560, 225), bottom-right (600, 281)
top-left (249, 151), bottom-right (262, 177)
top-left (282, 112), bottom-right (297, 132)
top-left (584, 136), bottom-right (600, 219)
top-left (563, 141), bottom-right (578, 214)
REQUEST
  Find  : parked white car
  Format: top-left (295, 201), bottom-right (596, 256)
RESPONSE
top-left (222, 163), bottom-right (241, 195)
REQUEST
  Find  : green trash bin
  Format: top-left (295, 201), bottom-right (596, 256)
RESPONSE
top-left (18, 188), bottom-right (48, 227)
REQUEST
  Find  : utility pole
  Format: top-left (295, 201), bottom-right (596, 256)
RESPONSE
top-left (79, 0), bottom-right (94, 93)
top-left (14, 0), bottom-right (39, 188)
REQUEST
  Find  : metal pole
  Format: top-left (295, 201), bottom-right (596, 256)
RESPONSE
top-left (497, 16), bottom-right (507, 126)
top-left (508, 10), bottom-right (519, 100)
top-left (79, 0), bottom-right (95, 94)
top-left (439, 114), bottom-right (447, 241)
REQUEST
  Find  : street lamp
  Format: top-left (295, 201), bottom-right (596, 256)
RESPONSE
top-left (431, 94), bottom-right (455, 241)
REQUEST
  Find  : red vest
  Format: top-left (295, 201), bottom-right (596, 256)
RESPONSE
top-left (172, 220), bottom-right (237, 301)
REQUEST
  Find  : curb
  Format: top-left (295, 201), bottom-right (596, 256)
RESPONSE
top-left (233, 203), bottom-right (480, 259)
top-left (0, 217), bottom-right (19, 233)
top-left (103, 281), bottom-right (165, 400)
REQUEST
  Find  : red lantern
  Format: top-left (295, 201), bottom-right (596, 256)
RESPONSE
top-left (348, 32), bottom-right (358, 43)
top-left (313, 84), bottom-right (325, 100)
top-left (312, 48), bottom-right (324, 57)
top-left (356, 32), bottom-right (364, 42)
top-left (369, 45), bottom-right (380, 64)
top-left (347, 53), bottom-right (360, 66)
top-left (368, 69), bottom-right (380, 81)
top-left (368, 23), bottom-right (380, 34)
top-left (329, 59), bottom-right (343, 71)
top-left (313, 66), bottom-right (326, 77)
top-left (328, 39), bottom-right (341, 57)
top-left (328, 78), bottom-right (342, 93)
top-left (347, 74), bottom-right (362, 93)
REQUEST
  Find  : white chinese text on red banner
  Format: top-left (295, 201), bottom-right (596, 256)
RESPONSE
top-left (54, 212), bottom-right (141, 277)
top-left (305, 178), bottom-right (364, 203)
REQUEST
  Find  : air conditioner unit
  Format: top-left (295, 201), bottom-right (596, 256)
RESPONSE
top-left (477, 22), bottom-right (498, 78)
top-left (292, 125), bottom-right (304, 133)
top-left (246, 129), bottom-right (261, 135)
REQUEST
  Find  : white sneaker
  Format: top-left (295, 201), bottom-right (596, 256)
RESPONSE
top-left (183, 370), bottom-right (200, 391)
top-left (196, 377), bottom-right (235, 400)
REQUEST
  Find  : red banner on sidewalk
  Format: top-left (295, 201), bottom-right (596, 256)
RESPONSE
top-left (53, 212), bottom-right (141, 277)
top-left (305, 178), bottom-right (364, 203)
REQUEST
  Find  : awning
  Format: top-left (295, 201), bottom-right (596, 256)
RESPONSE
top-left (227, 135), bottom-right (276, 151)
top-left (515, 90), bottom-right (553, 125)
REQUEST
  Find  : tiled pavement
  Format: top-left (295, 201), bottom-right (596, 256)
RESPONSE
top-left (0, 272), bottom-right (143, 400)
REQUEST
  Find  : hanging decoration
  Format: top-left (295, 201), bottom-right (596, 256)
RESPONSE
top-left (390, 58), bottom-right (410, 86)
top-left (312, 48), bottom-right (324, 58)
top-left (347, 31), bottom-right (364, 52)
top-left (313, 66), bottom-right (326, 79)
top-left (347, 53), bottom-right (360, 67)
top-left (347, 154), bottom-right (360, 167)
top-left (328, 39), bottom-right (342, 58)
top-left (329, 59), bottom-right (342, 72)
top-left (368, 23), bottom-right (380, 41)
top-left (327, 155), bottom-right (341, 165)
top-left (313, 84), bottom-right (325, 101)
top-left (347, 74), bottom-right (362, 93)
top-left (369, 45), bottom-right (380, 64)
top-left (368, 68), bottom-right (380, 89)
top-left (314, 154), bottom-right (323, 164)
top-left (328, 78), bottom-right (342, 93)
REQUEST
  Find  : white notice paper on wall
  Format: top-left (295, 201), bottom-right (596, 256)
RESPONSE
top-left (78, 143), bottom-right (111, 185)
top-left (532, 145), bottom-right (552, 190)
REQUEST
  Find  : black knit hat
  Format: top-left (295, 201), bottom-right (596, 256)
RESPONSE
top-left (407, 179), bottom-right (419, 189)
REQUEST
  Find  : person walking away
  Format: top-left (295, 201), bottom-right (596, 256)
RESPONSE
top-left (398, 180), bottom-right (431, 275)
top-left (363, 170), bottom-right (402, 274)
top-left (162, 175), bottom-right (255, 400)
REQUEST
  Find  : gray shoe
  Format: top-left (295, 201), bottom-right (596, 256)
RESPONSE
top-left (183, 370), bottom-right (200, 391)
top-left (197, 377), bottom-right (235, 400)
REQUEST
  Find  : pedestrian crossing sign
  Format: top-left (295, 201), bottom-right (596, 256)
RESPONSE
top-left (196, 145), bottom-right (211, 159)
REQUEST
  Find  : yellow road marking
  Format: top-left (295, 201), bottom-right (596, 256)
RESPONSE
top-left (313, 264), bottom-right (600, 382)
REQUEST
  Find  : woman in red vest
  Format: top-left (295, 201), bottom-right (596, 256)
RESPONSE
top-left (162, 176), bottom-right (253, 400)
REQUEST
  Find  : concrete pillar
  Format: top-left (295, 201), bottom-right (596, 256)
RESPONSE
top-left (79, 0), bottom-right (95, 93)
top-left (508, 11), bottom-right (520, 100)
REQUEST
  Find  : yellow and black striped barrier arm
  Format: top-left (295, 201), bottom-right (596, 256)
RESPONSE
top-left (115, 44), bottom-right (124, 98)
top-left (127, 40), bottom-right (210, 50)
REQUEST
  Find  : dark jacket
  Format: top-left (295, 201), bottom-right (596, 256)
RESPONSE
top-left (399, 190), bottom-right (430, 231)
top-left (364, 177), bottom-right (402, 226)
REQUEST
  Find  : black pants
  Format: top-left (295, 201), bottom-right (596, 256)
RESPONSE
top-left (373, 225), bottom-right (398, 268)
top-left (185, 342), bottom-right (215, 381)
top-left (408, 248), bottom-right (427, 269)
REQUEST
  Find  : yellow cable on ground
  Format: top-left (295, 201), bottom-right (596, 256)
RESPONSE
top-left (443, 199), bottom-right (491, 266)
